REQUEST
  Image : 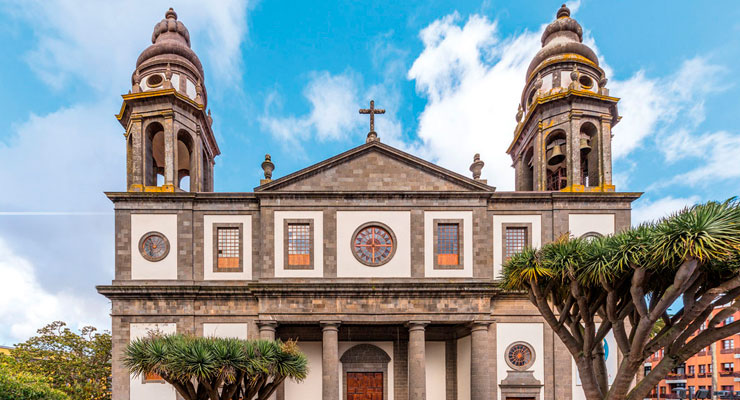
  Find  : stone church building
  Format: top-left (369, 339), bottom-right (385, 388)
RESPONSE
top-left (98, 5), bottom-right (640, 400)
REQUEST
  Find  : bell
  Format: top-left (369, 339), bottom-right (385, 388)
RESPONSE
top-left (580, 138), bottom-right (591, 153)
top-left (547, 144), bottom-right (565, 166)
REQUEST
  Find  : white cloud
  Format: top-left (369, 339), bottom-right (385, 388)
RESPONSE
top-left (632, 195), bottom-right (701, 225)
top-left (6, 0), bottom-right (249, 93)
top-left (0, 237), bottom-right (109, 344)
top-left (408, 13), bottom-right (541, 189)
top-left (662, 130), bottom-right (740, 186)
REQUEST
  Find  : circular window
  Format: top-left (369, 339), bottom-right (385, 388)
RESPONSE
top-left (581, 231), bottom-right (604, 242)
top-left (579, 75), bottom-right (593, 89)
top-left (505, 341), bottom-right (535, 371)
top-left (139, 231), bottom-right (170, 262)
top-left (352, 223), bottom-right (396, 266)
top-left (147, 74), bottom-right (164, 88)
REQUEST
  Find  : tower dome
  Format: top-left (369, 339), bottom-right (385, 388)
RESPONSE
top-left (526, 4), bottom-right (600, 82)
top-left (131, 8), bottom-right (207, 106)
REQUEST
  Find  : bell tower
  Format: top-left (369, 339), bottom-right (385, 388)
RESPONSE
top-left (508, 4), bottom-right (618, 192)
top-left (117, 8), bottom-right (219, 192)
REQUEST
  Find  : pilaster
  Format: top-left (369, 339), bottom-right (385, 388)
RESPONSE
top-left (163, 112), bottom-right (176, 189)
top-left (321, 321), bottom-right (341, 400)
top-left (408, 321), bottom-right (429, 400)
top-left (470, 321), bottom-right (492, 400)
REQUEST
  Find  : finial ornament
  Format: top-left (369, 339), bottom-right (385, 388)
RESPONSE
top-left (195, 79), bottom-right (204, 105)
top-left (132, 69), bottom-right (142, 93)
top-left (359, 100), bottom-right (385, 142)
top-left (207, 109), bottom-right (213, 126)
top-left (516, 104), bottom-right (523, 123)
top-left (470, 153), bottom-right (485, 180)
top-left (570, 64), bottom-right (579, 81)
top-left (557, 4), bottom-right (570, 19)
top-left (261, 154), bottom-right (275, 182)
top-left (164, 63), bottom-right (173, 89)
top-left (165, 7), bottom-right (177, 20)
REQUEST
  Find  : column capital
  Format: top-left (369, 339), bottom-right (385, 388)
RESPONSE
top-left (469, 320), bottom-right (493, 332)
top-left (406, 320), bottom-right (431, 331)
top-left (320, 321), bottom-right (341, 331)
top-left (257, 320), bottom-right (278, 331)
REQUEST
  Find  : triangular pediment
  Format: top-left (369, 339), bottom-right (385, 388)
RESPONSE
top-left (256, 141), bottom-right (495, 192)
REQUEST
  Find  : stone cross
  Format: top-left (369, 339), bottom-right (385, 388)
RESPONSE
top-left (359, 100), bottom-right (385, 133)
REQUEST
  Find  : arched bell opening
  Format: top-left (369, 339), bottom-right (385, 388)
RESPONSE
top-left (522, 147), bottom-right (535, 191)
top-left (579, 122), bottom-right (600, 188)
top-left (177, 130), bottom-right (194, 192)
top-left (545, 131), bottom-right (567, 191)
top-left (144, 122), bottom-right (165, 187)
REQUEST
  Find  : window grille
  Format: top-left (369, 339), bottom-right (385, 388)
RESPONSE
top-left (288, 223), bottom-right (311, 266)
top-left (437, 223), bottom-right (459, 265)
top-left (217, 227), bottom-right (240, 268)
top-left (505, 227), bottom-right (528, 260)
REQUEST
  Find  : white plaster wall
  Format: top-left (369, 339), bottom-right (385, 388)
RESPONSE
top-left (572, 329), bottom-right (617, 400)
top-left (202, 323), bottom-right (248, 339)
top-left (186, 78), bottom-right (196, 99)
top-left (457, 335), bottom-right (471, 400)
top-left (141, 73), bottom-right (164, 91)
top-left (203, 215), bottom-right (253, 280)
top-left (568, 214), bottom-right (615, 238)
top-left (284, 342), bottom-right (322, 400)
top-left (337, 212), bottom-right (410, 278)
top-left (129, 323), bottom-right (177, 400)
top-left (542, 73), bottom-right (554, 92)
top-left (131, 214), bottom-right (178, 280)
top-left (496, 323), bottom-right (544, 400)
top-left (492, 215), bottom-right (542, 279)
top-left (170, 74), bottom-right (180, 93)
top-left (424, 211), bottom-right (473, 278)
top-left (426, 341), bottom-right (446, 400)
top-left (274, 211), bottom-right (324, 278)
top-left (338, 342), bottom-right (394, 400)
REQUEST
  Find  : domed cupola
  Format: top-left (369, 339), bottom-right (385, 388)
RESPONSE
top-left (526, 4), bottom-right (599, 80)
top-left (131, 8), bottom-right (207, 107)
top-left (507, 4), bottom-right (618, 194)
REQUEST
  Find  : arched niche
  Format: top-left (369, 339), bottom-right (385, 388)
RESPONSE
top-left (522, 146), bottom-right (535, 191)
top-left (144, 121), bottom-right (165, 187)
top-left (579, 121), bottom-right (600, 187)
top-left (177, 130), bottom-right (195, 191)
top-left (340, 344), bottom-right (391, 400)
top-left (545, 130), bottom-right (567, 191)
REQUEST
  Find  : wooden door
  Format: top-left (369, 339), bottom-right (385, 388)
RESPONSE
top-left (347, 372), bottom-right (383, 400)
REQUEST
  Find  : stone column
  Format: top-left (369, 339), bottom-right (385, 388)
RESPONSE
top-left (470, 321), bottom-right (492, 400)
top-left (163, 113), bottom-right (176, 188)
top-left (321, 321), bottom-right (341, 400)
top-left (257, 320), bottom-right (277, 340)
top-left (408, 321), bottom-right (429, 400)
top-left (600, 114), bottom-right (614, 188)
top-left (128, 115), bottom-right (143, 191)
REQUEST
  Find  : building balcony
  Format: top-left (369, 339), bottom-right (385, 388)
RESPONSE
top-left (720, 348), bottom-right (740, 354)
top-left (720, 370), bottom-right (740, 377)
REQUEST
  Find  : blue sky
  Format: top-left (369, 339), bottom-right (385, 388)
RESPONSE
top-left (0, 0), bottom-right (738, 344)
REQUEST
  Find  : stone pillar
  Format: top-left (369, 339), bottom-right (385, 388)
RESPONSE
top-left (408, 321), bottom-right (429, 400)
top-left (470, 321), bottom-right (492, 400)
top-left (600, 114), bottom-right (614, 189)
top-left (257, 320), bottom-right (277, 340)
top-left (321, 321), bottom-right (341, 400)
top-left (128, 115), bottom-right (143, 191)
top-left (568, 113), bottom-right (582, 190)
top-left (163, 113), bottom-right (176, 188)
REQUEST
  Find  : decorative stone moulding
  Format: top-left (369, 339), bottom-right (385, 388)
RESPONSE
top-left (505, 341), bottom-right (536, 371)
top-left (138, 231), bottom-right (170, 262)
top-left (351, 222), bottom-right (397, 267)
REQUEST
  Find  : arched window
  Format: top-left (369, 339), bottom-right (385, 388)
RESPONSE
top-left (545, 131), bottom-right (567, 191)
top-left (580, 122), bottom-right (600, 187)
top-left (522, 147), bottom-right (534, 191)
top-left (144, 122), bottom-right (165, 187)
top-left (177, 130), bottom-right (194, 191)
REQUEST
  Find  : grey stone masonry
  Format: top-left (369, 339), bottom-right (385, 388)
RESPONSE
top-left (470, 321), bottom-right (492, 400)
top-left (321, 321), bottom-right (340, 400)
top-left (257, 320), bottom-right (277, 340)
top-left (408, 321), bottom-right (429, 400)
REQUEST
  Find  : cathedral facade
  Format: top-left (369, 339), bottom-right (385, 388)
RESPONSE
top-left (98, 5), bottom-right (640, 400)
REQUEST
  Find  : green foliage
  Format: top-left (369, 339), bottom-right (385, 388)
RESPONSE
top-left (7, 321), bottom-right (111, 400)
top-left (0, 357), bottom-right (68, 400)
top-left (124, 334), bottom-right (308, 400)
top-left (501, 199), bottom-right (740, 291)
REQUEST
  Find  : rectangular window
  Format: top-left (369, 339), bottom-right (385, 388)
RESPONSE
top-left (217, 227), bottom-right (240, 268)
top-left (722, 385), bottom-right (734, 392)
top-left (688, 365), bottom-right (695, 375)
top-left (723, 339), bottom-right (734, 350)
top-left (726, 316), bottom-right (735, 325)
top-left (143, 371), bottom-right (164, 383)
top-left (284, 220), bottom-right (314, 270)
top-left (723, 362), bottom-right (734, 372)
top-left (708, 364), bottom-right (713, 373)
top-left (504, 226), bottom-right (528, 260)
top-left (699, 365), bottom-right (706, 374)
top-left (437, 223), bottom-right (459, 265)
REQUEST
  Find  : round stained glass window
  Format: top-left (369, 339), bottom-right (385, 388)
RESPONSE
top-left (139, 231), bottom-right (170, 262)
top-left (352, 223), bottom-right (396, 266)
top-left (505, 341), bottom-right (535, 370)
